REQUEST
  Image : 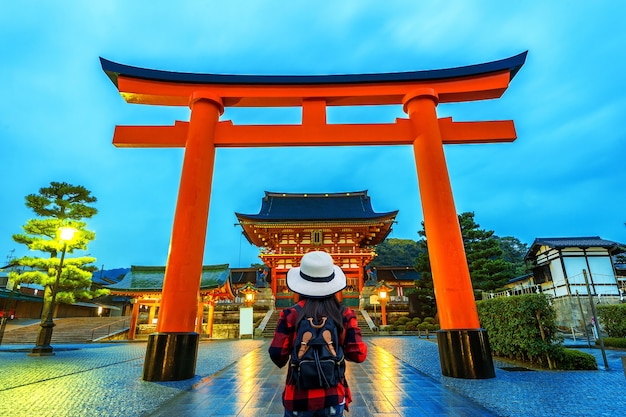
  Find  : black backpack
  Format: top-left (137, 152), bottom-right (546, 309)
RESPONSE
top-left (289, 306), bottom-right (345, 390)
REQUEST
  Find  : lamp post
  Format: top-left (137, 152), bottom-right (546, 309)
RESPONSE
top-left (29, 226), bottom-right (76, 356)
top-left (376, 281), bottom-right (393, 327)
top-left (239, 282), bottom-right (258, 339)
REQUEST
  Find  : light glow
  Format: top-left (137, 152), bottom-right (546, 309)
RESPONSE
top-left (59, 227), bottom-right (77, 242)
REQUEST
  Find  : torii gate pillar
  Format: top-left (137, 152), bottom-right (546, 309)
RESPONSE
top-left (405, 89), bottom-right (493, 377)
top-left (101, 51), bottom-right (527, 381)
top-left (142, 93), bottom-right (222, 381)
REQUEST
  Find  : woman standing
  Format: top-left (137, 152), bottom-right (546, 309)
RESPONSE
top-left (269, 251), bottom-right (368, 417)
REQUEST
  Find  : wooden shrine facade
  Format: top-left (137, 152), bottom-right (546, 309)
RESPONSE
top-left (236, 191), bottom-right (397, 307)
top-left (107, 265), bottom-right (233, 339)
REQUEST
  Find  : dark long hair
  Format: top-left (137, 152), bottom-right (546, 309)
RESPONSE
top-left (296, 295), bottom-right (346, 332)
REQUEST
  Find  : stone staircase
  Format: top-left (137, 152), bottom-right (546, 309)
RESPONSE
top-left (0, 316), bottom-right (130, 344)
top-left (356, 310), bottom-right (375, 336)
top-left (260, 309), bottom-right (375, 338)
top-left (261, 310), bottom-right (281, 338)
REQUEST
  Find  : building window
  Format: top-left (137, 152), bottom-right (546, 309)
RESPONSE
top-left (311, 230), bottom-right (323, 246)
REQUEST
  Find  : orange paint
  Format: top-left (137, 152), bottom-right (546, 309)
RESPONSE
top-left (115, 70), bottom-right (511, 107)
top-left (128, 301), bottom-right (140, 340)
top-left (104, 55), bottom-right (524, 339)
top-left (403, 89), bottom-right (480, 329)
top-left (156, 95), bottom-right (222, 333)
top-left (381, 300), bottom-right (388, 326)
top-left (113, 117), bottom-right (515, 148)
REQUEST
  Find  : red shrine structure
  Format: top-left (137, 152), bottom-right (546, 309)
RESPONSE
top-left (236, 191), bottom-right (397, 307)
top-left (107, 265), bottom-right (233, 340)
top-left (101, 51), bottom-right (527, 382)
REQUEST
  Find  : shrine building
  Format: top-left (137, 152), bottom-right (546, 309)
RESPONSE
top-left (107, 265), bottom-right (233, 339)
top-left (236, 190), bottom-right (398, 307)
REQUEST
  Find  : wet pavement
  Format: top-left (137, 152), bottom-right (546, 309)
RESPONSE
top-left (0, 337), bottom-right (624, 416)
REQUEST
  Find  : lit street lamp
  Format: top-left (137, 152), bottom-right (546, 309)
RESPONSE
top-left (29, 226), bottom-right (76, 356)
top-left (239, 282), bottom-right (259, 308)
top-left (376, 280), bottom-right (393, 326)
top-left (239, 282), bottom-right (258, 339)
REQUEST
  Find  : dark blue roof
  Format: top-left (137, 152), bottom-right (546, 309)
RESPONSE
top-left (376, 267), bottom-right (421, 282)
top-left (107, 265), bottom-right (230, 292)
top-left (91, 268), bottom-right (130, 286)
top-left (100, 52), bottom-right (527, 87)
top-left (236, 191), bottom-right (398, 221)
top-left (532, 237), bottom-right (622, 249)
top-left (526, 236), bottom-right (625, 259)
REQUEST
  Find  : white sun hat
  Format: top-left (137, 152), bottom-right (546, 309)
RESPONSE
top-left (286, 251), bottom-right (347, 297)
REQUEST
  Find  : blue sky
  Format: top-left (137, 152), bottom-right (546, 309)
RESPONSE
top-left (1, 1), bottom-right (625, 270)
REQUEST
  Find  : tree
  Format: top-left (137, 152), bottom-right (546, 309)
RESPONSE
top-left (416, 212), bottom-right (521, 293)
top-left (372, 238), bottom-right (425, 266)
top-left (9, 182), bottom-right (107, 319)
top-left (410, 237), bottom-right (437, 318)
top-left (496, 236), bottom-right (529, 277)
top-left (459, 212), bottom-right (516, 291)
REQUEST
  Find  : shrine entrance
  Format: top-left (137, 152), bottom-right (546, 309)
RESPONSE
top-left (101, 51), bottom-right (527, 381)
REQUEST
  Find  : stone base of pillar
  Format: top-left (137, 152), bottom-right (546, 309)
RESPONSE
top-left (28, 346), bottom-right (55, 356)
top-left (142, 332), bottom-right (199, 382)
top-left (436, 329), bottom-right (495, 379)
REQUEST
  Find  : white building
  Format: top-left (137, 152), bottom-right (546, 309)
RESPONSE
top-left (525, 237), bottom-right (624, 298)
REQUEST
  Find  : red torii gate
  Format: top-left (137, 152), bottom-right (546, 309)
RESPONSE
top-left (101, 51), bottom-right (527, 381)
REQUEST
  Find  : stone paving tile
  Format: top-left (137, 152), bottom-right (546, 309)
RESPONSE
top-left (149, 341), bottom-right (495, 416)
top-left (1, 337), bottom-right (625, 416)
top-left (0, 340), bottom-right (264, 417)
top-left (372, 337), bottom-right (626, 417)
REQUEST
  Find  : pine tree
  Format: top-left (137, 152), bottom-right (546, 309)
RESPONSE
top-left (410, 237), bottom-right (437, 318)
top-left (415, 212), bottom-right (519, 295)
top-left (459, 212), bottom-right (515, 291)
top-left (10, 182), bottom-right (107, 319)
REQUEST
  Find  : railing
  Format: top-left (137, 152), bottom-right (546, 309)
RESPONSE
top-left (90, 317), bottom-right (131, 341)
top-left (256, 309), bottom-right (275, 332)
top-left (483, 271), bottom-right (623, 300)
top-left (482, 286), bottom-right (540, 299)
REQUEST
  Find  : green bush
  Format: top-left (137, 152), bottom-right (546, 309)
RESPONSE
top-left (422, 317), bottom-right (435, 324)
top-left (396, 316), bottom-right (411, 325)
top-left (405, 323), bottom-right (417, 331)
top-left (597, 304), bottom-right (626, 337)
top-left (598, 337), bottom-right (626, 349)
top-left (395, 325), bottom-right (406, 332)
top-left (552, 347), bottom-right (597, 370)
top-left (477, 294), bottom-right (563, 368)
top-left (410, 317), bottom-right (422, 325)
top-left (417, 322), bottom-right (431, 331)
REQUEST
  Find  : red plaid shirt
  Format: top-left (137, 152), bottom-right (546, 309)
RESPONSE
top-left (268, 300), bottom-right (368, 412)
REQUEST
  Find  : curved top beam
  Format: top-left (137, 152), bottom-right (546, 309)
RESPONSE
top-left (100, 52), bottom-right (527, 107)
top-left (101, 52), bottom-right (527, 86)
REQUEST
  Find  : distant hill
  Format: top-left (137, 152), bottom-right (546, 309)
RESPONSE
top-left (91, 268), bottom-right (130, 285)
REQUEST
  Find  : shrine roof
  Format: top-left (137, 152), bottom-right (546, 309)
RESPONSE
top-left (235, 191), bottom-right (398, 222)
top-left (373, 266), bottom-right (422, 282)
top-left (230, 268), bottom-right (258, 284)
top-left (525, 236), bottom-right (625, 259)
top-left (100, 52), bottom-right (527, 87)
top-left (107, 264), bottom-right (230, 293)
